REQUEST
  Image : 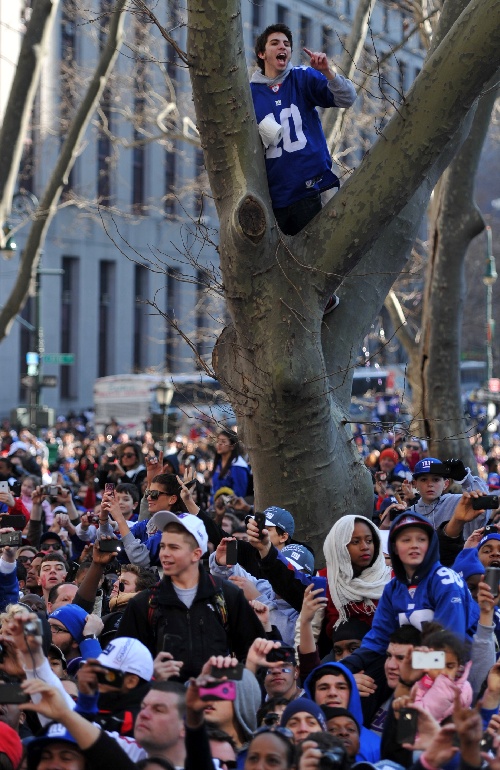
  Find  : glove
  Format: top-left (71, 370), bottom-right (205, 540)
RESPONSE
top-left (443, 459), bottom-right (467, 481)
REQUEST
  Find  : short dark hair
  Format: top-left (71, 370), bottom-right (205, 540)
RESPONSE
top-left (116, 482), bottom-right (140, 504)
top-left (120, 564), bottom-right (158, 592)
top-left (255, 24), bottom-right (293, 73)
top-left (40, 552), bottom-right (68, 570)
top-left (389, 625), bottom-right (422, 646)
top-left (309, 666), bottom-right (351, 699)
top-left (206, 727), bottom-right (237, 752)
top-left (150, 680), bottom-right (186, 719)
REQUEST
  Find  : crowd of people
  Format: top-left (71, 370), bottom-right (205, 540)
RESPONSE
top-left (0, 410), bottom-right (500, 770)
top-left (1, 16), bottom-right (500, 770)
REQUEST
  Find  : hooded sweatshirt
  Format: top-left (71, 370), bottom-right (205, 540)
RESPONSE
top-left (347, 513), bottom-right (479, 667)
top-left (303, 661), bottom-right (380, 763)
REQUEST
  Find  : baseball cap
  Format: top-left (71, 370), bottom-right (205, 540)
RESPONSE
top-left (149, 511), bottom-right (208, 552)
top-left (40, 531), bottom-right (64, 547)
top-left (26, 722), bottom-right (80, 770)
top-left (379, 496), bottom-right (399, 514)
top-left (0, 722), bottom-right (23, 768)
top-left (48, 643), bottom-right (67, 670)
top-left (48, 604), bottom-right (88, 643)
top-left (281, 543), bottom-right (314, 574)
top-left (412, 457), bottom-right (449, 479)
top-left (260, 506), bottom-right (295, 538)
top-left (97, 636), bottom-right (154, 681)
top-left (488, 473), bottom-right (500, 490)
top-left (389, 513), bottom-right (434, 541)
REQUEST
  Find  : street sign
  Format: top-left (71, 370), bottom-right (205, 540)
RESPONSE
top-left (21, 375), bottom-right (36, 388)
top-left (41, 375), bottom-right (58, 387)
top-left (42, 354), bottom-right (74, 365)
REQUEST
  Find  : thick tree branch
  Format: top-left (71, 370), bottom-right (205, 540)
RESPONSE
top-left (0, 0), bottom-right (59, 238)
top-left (0, 0), bottom-right (127, 341)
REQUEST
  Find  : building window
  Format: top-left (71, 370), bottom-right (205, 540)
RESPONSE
top-left (252, 0), bottom-right (263, 38)
top-left (18, 298), bottom-right (34, 404)
top-left (193, 148), bottom-right (205, 217)
top-left (60, 0), bottom-right (77, 195)
top-left (322, 25), bottom-right (333, 57)
top-left (276, 4), bottom-right (288, 25)
top-left (98, 261), bottom-right (115, 377)
top-left (299, 16), bottom-right (311, 49)
top-left (61, 257), bottom-right (79, 399)
top-left (97, 88), bottom-right (112, 203)
top-left (165, 147), bottom-right (177, 217)
top-left (165, 267), bottom-right (179, 373)
top-left (133, 264), bottom-right (148, 371)
top-left (132, 17), bottom-right (147, 213)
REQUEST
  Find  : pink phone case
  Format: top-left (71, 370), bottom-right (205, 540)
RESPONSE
top-left (199, 681), bottom-right (237, 701)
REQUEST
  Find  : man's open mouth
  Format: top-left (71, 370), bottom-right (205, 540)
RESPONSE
top-left (277, 53), bottom-right (287, 62)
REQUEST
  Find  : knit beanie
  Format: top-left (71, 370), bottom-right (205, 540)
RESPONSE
top-left (0, 722), bottom-right (23, 768)
top-left (452, 548), bottom-right (484, 579)
top-left (320, 706), bottom-right (360, 734)
top-left (281, 697), bottom-right (327, 731)
top-left (48, 604), bottom-right (88, 643)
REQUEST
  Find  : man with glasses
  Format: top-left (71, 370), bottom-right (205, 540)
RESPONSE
top-left (48, 603), bottom-right (102, 666)
top-left (39, 532), bottom-right (65, 555)
top-left (264, 659), bottom-right (303, 702)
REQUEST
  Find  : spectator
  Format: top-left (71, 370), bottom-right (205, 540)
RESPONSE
top-left (280, 698), bottom-right (327, 743)
top-left (47, 582), bottom-right (79, 613)
top-left (210, 432), bottom-right (250, 503)
top-left (37, 554), bottom-right (69, 603)
top-left (118, 512), bottom-right (265, 676)
top-left (48, 604), bottom-right (101, 666)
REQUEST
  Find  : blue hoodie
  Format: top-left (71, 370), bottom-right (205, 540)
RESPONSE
top-left (303, 661), bottom-right (381, 763)
top-left (357, 512), bottom-right (479, 659)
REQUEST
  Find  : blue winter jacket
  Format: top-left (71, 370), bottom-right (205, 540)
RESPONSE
top-left (303, 661), bottom-right (381, 763)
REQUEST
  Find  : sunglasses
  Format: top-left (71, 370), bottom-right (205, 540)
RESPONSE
top-left (144, 489), bottom-right (169, 500)
top-left (18, 555), bottom-right (35, 564)
top-left (42, 543), bottom-right (61, 551)
top-left (121, 452), bottom-right (136, 458)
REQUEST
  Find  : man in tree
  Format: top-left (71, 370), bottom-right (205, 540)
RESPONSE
top-left (250, 24), bottom-right (356, 245)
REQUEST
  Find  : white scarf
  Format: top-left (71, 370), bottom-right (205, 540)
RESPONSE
top-left (323, 515), bottom-right (391, 628)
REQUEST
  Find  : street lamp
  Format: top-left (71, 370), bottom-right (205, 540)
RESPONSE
top-left (483, 225), bottom-right (497, 385)
top-left (155, 380), bottom-right (175, 441)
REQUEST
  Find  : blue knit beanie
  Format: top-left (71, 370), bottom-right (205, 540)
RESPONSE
top-left (49, 605), bottom-right (87, 643)
top-left (281, 697), bottom-right (327, 731)
top-left (452, 547), bottom-right (485, 579)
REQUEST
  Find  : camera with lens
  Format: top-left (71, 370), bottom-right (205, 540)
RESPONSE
top-left (24, 618), bottom-right (43, 637)
top-left (318, 746), bottom-right (347, 770)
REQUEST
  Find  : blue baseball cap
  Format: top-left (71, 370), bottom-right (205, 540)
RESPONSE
top-left (281, 543), bottom-right (314, 574)
top-left (262, 506), bottom-right (295, 538)
top-left (412, 457), bottom-right (449, 479)
top-left (26, 722), bottom-right (80, 770)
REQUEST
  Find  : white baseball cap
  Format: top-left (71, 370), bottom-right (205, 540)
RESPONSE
top-left (149, 511), bottom-right (208, 553)
top-left (97, 637), bottom-right (154, 680)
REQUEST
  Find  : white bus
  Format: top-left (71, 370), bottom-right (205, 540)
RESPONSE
top-left (93, 373), bottom-right (235, 436)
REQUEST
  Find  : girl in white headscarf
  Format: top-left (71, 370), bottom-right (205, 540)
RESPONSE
top-left (323, 514), bottom-right (391, 635)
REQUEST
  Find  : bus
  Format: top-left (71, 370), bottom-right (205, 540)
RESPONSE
top-left (93, 373), bottom-right (235, 436)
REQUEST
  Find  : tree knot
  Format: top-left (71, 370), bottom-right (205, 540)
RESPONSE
top-left (238, 196), bottom-right (266, 243)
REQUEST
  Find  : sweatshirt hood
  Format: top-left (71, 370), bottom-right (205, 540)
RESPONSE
top-left (303, 661), bottom-right (363, 728)
top-left (250, 62), bottom-right (294, 85)
top-left (388, 511), bottom-right (440, 584)
top-left (234, 669), bottom-right (262, 739)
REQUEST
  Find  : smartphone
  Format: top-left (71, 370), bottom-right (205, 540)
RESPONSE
top-left (0, 515), bottom-right (26, 530)
top-left (184, 478), bottom-right (197, 490)
top-left (0, 532), bottom-right (22, 547)
top-left (210, 663), bottom-right (244, 680)
top-left (484, 567), bottom-right (500, 598)
top-left (254, 512), bottom-right (266, 539)
top-left (411, 650), bottom-right (445, 669)
top-left (49, 472), bottom-right (59, 497)
top-left (0, 683), bottom-right (29, 704)
top-left (397, 707), bottom-right (418, 744)
top-left (65, 561), bottom-right (81, 583)
top-left (95, 667), bottom-right (125, 688)
top-left (199, 681), bottom-right (237, 701)
top-left (98, 539), bottom-right (121, 553)
top-left (266, 645), bottom-right (296, 664)
top-left (105, 483), bottom-right (115, 497)
top-left (0, 481), bottom-right (9, 494)
top-left (9, 482), bottom-right (21, 497)
top-left (472, 495), bottom-right (499, 510)
top-left (226, 539), bottom-right (238, 565)
top-left (310, 576), bottom-right (327, 597)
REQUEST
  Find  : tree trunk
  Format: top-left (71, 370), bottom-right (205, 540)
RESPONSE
top-left (187, 0), bottom-right (500, 554)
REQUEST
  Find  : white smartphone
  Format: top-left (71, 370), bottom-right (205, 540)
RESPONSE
top-left (412, 650), bottom-right (445, 669)
top-left (0, 481), bottom-right (9, 494)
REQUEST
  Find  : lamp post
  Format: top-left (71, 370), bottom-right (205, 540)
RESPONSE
top-left (483, 225), bottom-right (497, 385)
top-left (155, 380), bottom-right (175, 442)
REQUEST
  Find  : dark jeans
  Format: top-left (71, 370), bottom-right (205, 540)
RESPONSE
top-left (273, 193), bottom-right (322, 236)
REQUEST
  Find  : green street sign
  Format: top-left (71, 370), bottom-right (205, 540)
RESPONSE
top-left (42, 354), bottom-right (75, 365)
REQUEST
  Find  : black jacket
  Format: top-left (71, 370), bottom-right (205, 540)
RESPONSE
top-left (118, 565), bottom-right (265, 680)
